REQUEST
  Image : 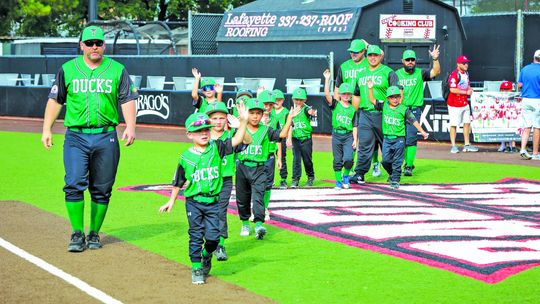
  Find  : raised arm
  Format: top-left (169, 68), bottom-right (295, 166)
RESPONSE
top-left (191, 68), bottom-right (201, 101)
top-left (429, 44), bottom-right (441, 79)
top-left (231, 102), bottom-right (249, 147)
top-left (279, 106), bottom-right (302, 138)
top-left (323, 68), bottom-right (333, 105)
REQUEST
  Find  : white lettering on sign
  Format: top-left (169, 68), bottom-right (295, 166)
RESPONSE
top-left (136, 93), bottom-right (170, 120)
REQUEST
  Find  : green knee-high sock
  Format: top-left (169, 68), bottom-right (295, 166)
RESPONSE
top-left (405, 146), bottom-right (417, 167)
top-left (343, 167), bottom-right (351, 177)
top-left (263, 190), bottom-right (271, 209)
top-left (66, 201), bottom-right (84, 232)
top-left (90, 201), bottom-right (109, 233)
top-left (372, 152), bottom-right (379, 163)
top-left (334, 171), bottom-right (342, 182)
top-left (219, 236), bottom-right (225, 246)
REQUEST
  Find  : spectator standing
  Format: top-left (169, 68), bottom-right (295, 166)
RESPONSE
top-left (517, 50), bottom-right (540, 160)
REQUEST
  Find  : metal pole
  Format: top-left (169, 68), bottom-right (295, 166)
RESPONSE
top-left (88, 0), bottom-right (97, 22)
top-left (515, 10), bottom-right (524, 82)
top-left (329, 51), bottom-right (334, 93)
top-left (188, 10), bottom-right (193, 55)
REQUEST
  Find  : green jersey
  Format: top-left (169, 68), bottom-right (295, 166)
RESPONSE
top-left (374, 100), bottom-right (418, 137)
top-left (266, 113), bottom-right (279, 153)
top-left (218, 130), bottom-right (235, 177)
top-left (396, 67), bottom-right (431, 107)
top-left (336, 58), bottom-right (369, 87)
top-left (194, 98), bottom-right (226, 114)
top-left (292, 105), bottom-right (313, 139)
top-left (329, 99), bottom-right (355, 131)
top-left (50, 56), bottom-right (138, 127)
top-left (272, 107), bottom-right (289, 129)
top-left (355, 64), bottom-right (398, 111)
top-left (237, 125), bottom-right (281, 165)
top-left (172, 139), bottom-right (235, 200)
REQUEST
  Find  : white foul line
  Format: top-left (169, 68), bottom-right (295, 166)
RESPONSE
top-left (0, 237), bottom-right (123, 304)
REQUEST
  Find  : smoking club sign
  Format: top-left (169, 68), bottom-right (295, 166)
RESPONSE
top-left (119, 179), bottom-right (540, 283)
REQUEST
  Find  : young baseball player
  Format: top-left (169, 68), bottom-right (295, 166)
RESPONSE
top-left (204, 102), bottom-right (249, 261)
top-left (191, 67), bottom-right (223, 113)
top-left (271, 89), bottom-right (290, 189)
top-left (236, 98), bottom-right (299, 240)
top-left (323, 69), bottom-right (358, 189)
top-left (290, 87), bottom-right (317, 188)
top-left (159, 105), bottom-right (249, 285)
top-left (498, 81), bottom-right (516, 152)
top-left (367, 82), bottom-right (428, 189)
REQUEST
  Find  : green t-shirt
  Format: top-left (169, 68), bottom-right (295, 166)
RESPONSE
top-left (237, 125), bottom-right (281, 164)
top-left (355, 64), bottom-right (396, 111)
top-left (266, 113), bottom-right (279, 153)
top-left (292, 105), bottom-right (313, 139)
top-left (272, 107), bottom-right (289, 129)
top-left (50, 56), bottom-right (138, 127)
top-left (172, 139), bottom-right (235, 200)
top-left (374, 101), bottom-right (417, 137)
top-left (336, 58), bottom-right (369, 87)
top-left (329, 99), bottom-right (355, 131)
top-left (396, 67), bottom-right (431, 107)
top-left (218, 130), bottom-right (235, 177)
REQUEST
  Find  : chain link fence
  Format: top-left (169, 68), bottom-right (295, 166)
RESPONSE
top-left (189, 12), bottom-right (223, 55)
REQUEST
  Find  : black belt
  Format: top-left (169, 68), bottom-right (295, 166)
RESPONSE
top-left (294, 136), bottom-right (311, 141)
top-left (384, 135), bottom-right (405, 139)
top-left (68, 126), bottom-right (115, 134)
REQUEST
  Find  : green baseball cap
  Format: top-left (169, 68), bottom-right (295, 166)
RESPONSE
top-left (347, 39), bottom-right (366, 52)
top-left (205, 102), bottom-right (229, 116)
top-left (386, 86), bottom-right (401, 97)
top-left (200, 77), bottom-right (216, 87)
top-left (402, 49), bottom-right (416, 60)
top-left (366, 45), bottom-right (382, 55)
top-left (185, 113), bottom-right (212, 132)
top-left (272, 89), bottom-right (285, 99)
top-left (236, 89), bottom-right (253, 99)
top-left (246, 98), bottom-right (265, 111)
top-left (338, 83), bottom-right (354, 94)
top-left (81, 25), bottom-right (104, 42)
top-left (292, 88), bottom-right (307, 100)
top-left (236, 95), bottom-right (250, 104)
top-left (258, 90), bottom-right (275, 104)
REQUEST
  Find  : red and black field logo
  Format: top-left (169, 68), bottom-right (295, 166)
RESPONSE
top-left (119, 178), bottom-right (540, 284)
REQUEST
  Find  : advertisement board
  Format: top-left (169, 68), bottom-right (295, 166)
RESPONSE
top-left (470, 92), bottom-right (522, 142)
top-left (379, 14), bottom-right (436, 40)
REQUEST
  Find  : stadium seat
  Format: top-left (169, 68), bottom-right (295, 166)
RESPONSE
top-left (41, 74), bottom-right (56, 87)
top-left (303, 78), bottom-right (322, 94)
top-left (146, 76), bottom-right (166, 90)
top-left (285, 79), bottom-right (302, 93)
top-left (483, 81), bottom-right (503, 92)
top-left (258, 78), bottom-right (276, 91)
top-left (426, 81), bottom-right (443, 99)
top-left (129, 75), bottom-right (142, 89)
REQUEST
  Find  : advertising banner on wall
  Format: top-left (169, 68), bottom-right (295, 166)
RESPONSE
top-left (379, 14), bottom-right (436, 40)
top-left (470, 92), bottom-right (522, 142)
top-left (217, 9), bottom-right (359, 41)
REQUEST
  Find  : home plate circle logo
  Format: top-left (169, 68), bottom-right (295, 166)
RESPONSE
top-left (118, 178), bottom-right (540, 284)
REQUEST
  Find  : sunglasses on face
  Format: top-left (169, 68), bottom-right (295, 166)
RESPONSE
top-left (405, 58), bottom-right (415, 62)
top-left (459, 62), bottom-right (469, 65)
top-left (202, 85), bottom-right (214, 91)
top-left (191, 119), bottom-right (211, 127)
top-left (388, 95), bottom-right (400, 99)
top-left (350, 51), bottom-right (360, 54)
top-left (83, 40), bottom-right (104, 47)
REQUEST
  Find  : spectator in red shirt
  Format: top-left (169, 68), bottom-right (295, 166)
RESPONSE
top-left (446, 55), bottom-right (479, 153)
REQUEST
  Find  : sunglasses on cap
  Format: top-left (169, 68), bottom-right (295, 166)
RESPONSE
top-left (191, 118), bottom-right (211, 127)
top-left (404, 58), bottom-right (415, 62)
top-left (350, 51), bottom-right (361, 54)
top-left (83, 40), bottom-right (104, 47)
top-left (202, 85), bottom-right (214, 91)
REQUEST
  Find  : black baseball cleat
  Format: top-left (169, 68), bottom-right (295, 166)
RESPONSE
top-left (349, 174), bottom-right (365, 184)
top-left (279, 180), bottom-right (288, 189)
top-left (306, 177), bottom-right (315, 187)
top-left (214, 245), bottom-right (228, 261)
top-left (68, 230), bottom-right (86, 252)
top-left (87, 231), bottom-right (103, 250)
top-left (291, 180), bottom-right (299, 188)
top-left (403, 166), bottom-right (413, 176)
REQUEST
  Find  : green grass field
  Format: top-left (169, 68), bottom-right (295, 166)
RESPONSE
top-left (1, 130), bottom-right (540, 303)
